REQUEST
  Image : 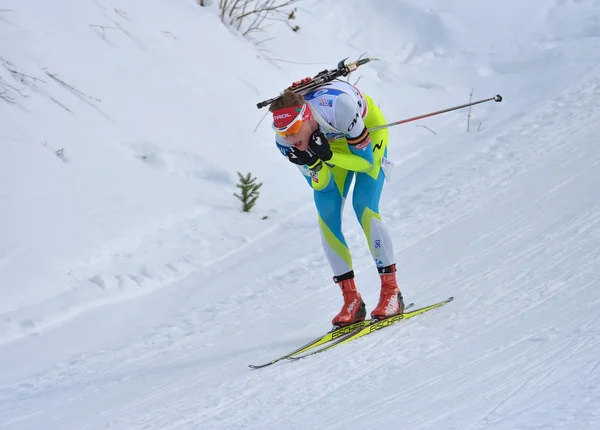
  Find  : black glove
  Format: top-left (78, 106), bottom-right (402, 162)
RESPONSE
top-left (287, 146), bottom-right (320, 167)
top-left (308, 129), bottom-right (332, 161)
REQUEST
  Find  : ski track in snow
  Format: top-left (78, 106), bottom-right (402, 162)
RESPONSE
top-left (2, 64), bottom-right (600, 430)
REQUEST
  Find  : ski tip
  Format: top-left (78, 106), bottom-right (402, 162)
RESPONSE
top-left (447, 296), bottom-right (455, 302)
top-left (249, 363), bottom-right (271, 369)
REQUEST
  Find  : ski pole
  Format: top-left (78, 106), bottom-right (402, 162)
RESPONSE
top-left (369, 94), bottom-right (503, 132)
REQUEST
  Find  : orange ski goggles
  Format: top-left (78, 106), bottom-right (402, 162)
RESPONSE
top-left (272, 103), bottom-right (312, 137)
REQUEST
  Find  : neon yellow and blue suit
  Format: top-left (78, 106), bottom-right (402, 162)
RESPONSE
top-left (275, 81), bottom-right (395, 277)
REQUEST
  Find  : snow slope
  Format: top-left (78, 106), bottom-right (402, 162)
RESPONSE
top-left (1, 0), bottom-right (600, 428)
top-left (0, 0), bottom-right (311, 340)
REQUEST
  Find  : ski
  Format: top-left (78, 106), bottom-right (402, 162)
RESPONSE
top-left (248, 320), bottom-right (371, 369)
top-left (249, 303), bottom-right (414, 369)
top-left (289, 296), bottom-right (454, 360)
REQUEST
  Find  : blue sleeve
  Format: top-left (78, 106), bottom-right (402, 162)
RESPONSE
top-left (348, 135), bottom-right (374, 164)
top-left (276, 141), bottom-right (291, 157)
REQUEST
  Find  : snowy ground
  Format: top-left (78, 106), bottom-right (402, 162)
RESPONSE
top-left (1, 0), bottom-right (600, 428)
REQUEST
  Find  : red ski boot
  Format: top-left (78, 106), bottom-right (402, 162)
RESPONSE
top-left (331, 271), bottom-right (367, 327)
top-left (370, 264), bottom-right (405, 320)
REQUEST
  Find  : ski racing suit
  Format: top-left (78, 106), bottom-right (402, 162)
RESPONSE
top-left (275, 80), bottom-right (395, 277)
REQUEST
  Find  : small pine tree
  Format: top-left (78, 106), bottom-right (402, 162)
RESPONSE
top-left (234, 172), bottom-right (262, 212)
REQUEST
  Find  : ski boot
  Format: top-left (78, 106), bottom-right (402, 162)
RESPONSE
top-left (371, 264), bottom-right (405, 320)
top-left (332, 271), bottom-right (367, 327)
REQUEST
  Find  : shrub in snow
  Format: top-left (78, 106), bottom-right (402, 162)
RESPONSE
top-left (234, 172), bottom-right (262, 212)
top-left (218, 0), bottom-right (300, 37)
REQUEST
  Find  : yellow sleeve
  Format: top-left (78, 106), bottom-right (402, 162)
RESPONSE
top-left (329, 151), bottom-right (373, 173)
top-left (309, 162), bottom-right (334, 191)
